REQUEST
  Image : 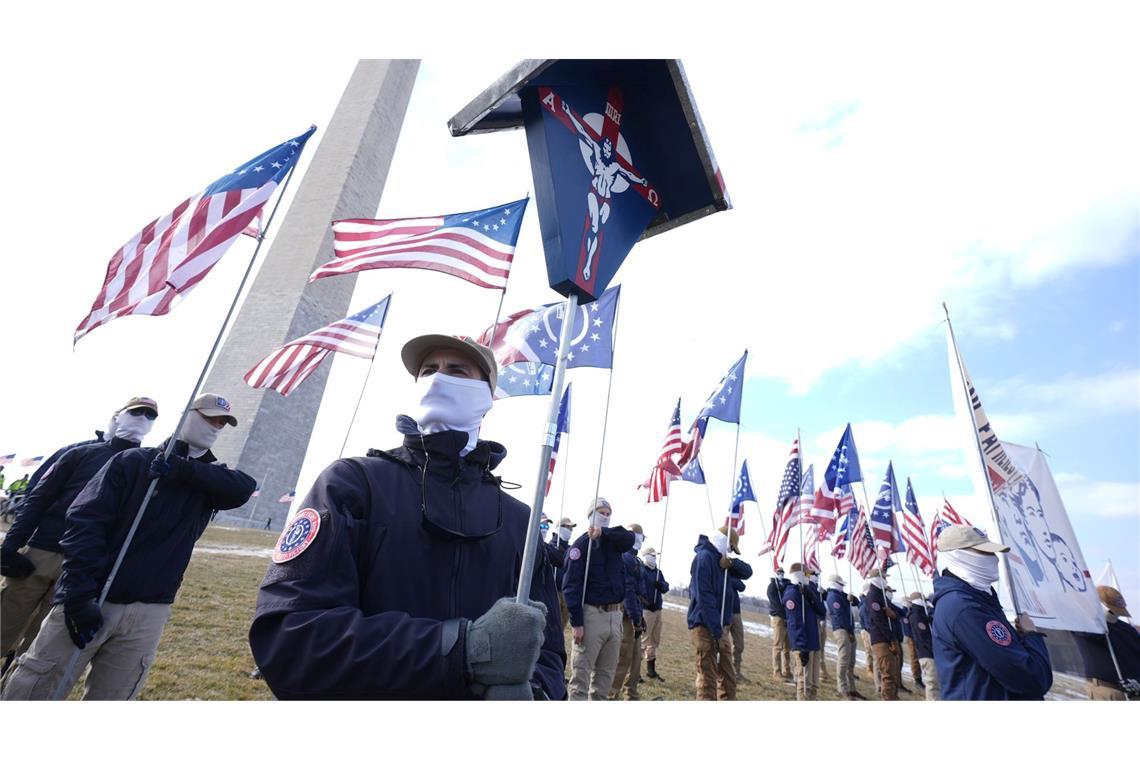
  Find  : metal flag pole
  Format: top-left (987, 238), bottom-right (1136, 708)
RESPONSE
top-left (718, 420), bottom-right (743, 657)
top-left (516, 293), bottom-right (578, 604)
top-left (555, 433), bottom-right (572, 528)
top-left (578, 296), bottom-right (622, 603)
top-left (701, 480), bottom-right (717, 529)
top-left (337, 298), bottom-right (393, 459)
top-left (655, 491), bottom-right (672, 589)
top-left (51, 159), bottom-right (304, 701)
top-left (943, 303), bottom-right (1023, 619)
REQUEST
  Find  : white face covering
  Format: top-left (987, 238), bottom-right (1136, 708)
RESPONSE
top-left (869, 577), bottom-right (886, 590)
top-left (558, 526), bottom-right (572, 542)
top-left (710, 533), bottom-right (729, 556)
top-left (633, 533), bottom-right (644, 551)
top-left (590, 511), bottom-right (611, 529)
top-left (789, 570), bottom-right (806, 585)
top-left (113, 413), bottom-right (154, 444)
top-left (106, 413), bottom-right (120, 441)
top-left (180, 413), bottom-right (221, 458)
top-left (645, 554), bottom-right (657, 569)
top-left (412, 372), bottom-right (493, 456)
top-left (1105, 608), bottom-right (1119, 624)
top-left (944, 548), bottom-right (1001, 591)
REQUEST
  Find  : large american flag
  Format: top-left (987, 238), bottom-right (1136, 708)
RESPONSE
top-left (870, 462), bottom-right (907, 559)
top-left (901, 478), bottom-right (935, 578)
top-left (804, 525), bottom-right (821, 572)
top-left (544, 384), bottom-right (572, 497)
top-left (74, 127), bottom-right (315, 344)
top-left (930, 497), bottom-right (972, 565)
top-left (314, 199), bottom-right (529, 290)
top-left (809, 423), bottom-right (862, 536)
top-left (641, 399), bottom-right (684, 503)
top-left (771, 438), bottom-right (804, 569)
top-left (244, 295), bottom-right (391, 397)
top-left (849, 506), bottom-right (878, 578)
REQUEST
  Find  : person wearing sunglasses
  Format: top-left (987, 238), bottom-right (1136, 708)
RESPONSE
top-left (2, 393), bottom-right (255, 700)
top-left (248, 334), bottom-right (566, 701)
top-left (0, 397), bottom-right (159, 674)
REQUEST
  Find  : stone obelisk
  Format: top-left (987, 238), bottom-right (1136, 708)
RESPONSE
top-left (203, 59), bottom-right (419, 531)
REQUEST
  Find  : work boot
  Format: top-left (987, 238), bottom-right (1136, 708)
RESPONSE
top-left (736, 672), bottom-right (751, 684)
top-left (646, 659), bottom-right (665, 682)
top-left (848, 690), bottom-right (867, 701)
top-left (914, 676), bottom-right (925, 688)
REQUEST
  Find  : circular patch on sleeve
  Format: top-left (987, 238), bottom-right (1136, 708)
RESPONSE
top-left (273, 508), bottom-right (321, 563)
top-left (568, 547), bottom-right (581, 561)
top-left (871, 602), bottom-right (881, 611)
top-left (785, 599), bottom-right (796, 610)
top-left (832, 601), bottom-right (841, 609)
top-left (986, 620), bottom-right (1013, 646)
top-left (917, 622), bottom-right (928, 631)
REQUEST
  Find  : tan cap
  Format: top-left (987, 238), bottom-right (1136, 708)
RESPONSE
top-left (400, 334), bottom-right (498, 391)
top-left (559, 517), bottom-right (577, 529)
top-left (937, 524), bottom-right (1009, 554)
top-left (1098, 586), bottom-right (1131, 617)
top-left (789, 562), bottom-right (804, 573)
top-left (717, 525), bottom-right (741, 553)
top-left (643, 547), bottom-right (658, 557)
top-left (121, 396), bottom-right (159, 415)
top-left (190, 393), bottom-right (237, 426)
top-left (907, 591), bottom-right (924, 602)
top-left (628, 523), bottom-right (644, 534)
top-left (587, 497), bottom-right (611, 517)
top-left (867, 568), bottom-right (882, 579)
top-left (828, 575), bottom-right (846, 586)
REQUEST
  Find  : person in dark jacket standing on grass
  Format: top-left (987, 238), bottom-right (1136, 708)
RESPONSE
top-left (825, 574), bottom-right (862, 699)
top-left (608, 523), bottom-right (646, 700)
top-left (767, 567), bottom-right (792, 680)
top-left (907, 591), bottom-right (939, 700)
top-left (0, 397), bottom-right (158, 672)
top-left (2, 393), bottom-right (253, 701)
top-left (1079, 586), bottom-right (1140, 700)
top-left (931, 525), bottom-right (1052, 700)
top-left (639, 546), bottom-right (669, 682)
top-left (547, 516), bottom-right (575, 628)
top-left (250, 336), bottom-right (566, 701)
top-left (865, 569), bottom-right (899, 699)
top-left (783, 562), bottom-right (826, 700)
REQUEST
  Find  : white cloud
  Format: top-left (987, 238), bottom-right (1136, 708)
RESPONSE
top-left (1052, 473), bottom-right (1140, 519)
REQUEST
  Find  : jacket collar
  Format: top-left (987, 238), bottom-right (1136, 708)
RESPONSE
top-left (159, 438), bottom-right (218, 464)
top-left (108, 435), bottom-right (140, 452)
top-left (932, 568), bottom-right (1001, 608)
top-left (383, 415), bottom-right (506, 476)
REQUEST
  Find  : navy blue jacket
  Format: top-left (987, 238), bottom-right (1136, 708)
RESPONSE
top-left (620, 551), bottom-right (644, 625)
top-left (930, 570), bottom-right (1052, 700)
top-left (57, 439), bottom-right (254, 606)
top-left (767, 576), bottom-right (789, 619)
top-left (890, 602), bottom-right (906, 642)
top-left (687, 535), bottom-right (728, 638)
top-left (547, 533), bottom-right (570, 589)
top-left (2, 437), bottom-right (137, 554)
top-left (730, 578), bottom-right (745, 614)
top-left (908, 604), bottom-right (934, 659)
top-left (858, 594), bottom-right (871, 632)
top-left (1079, 619), bottom-right (1140, 683)
top-left (826, 588), bottom-right (855, 633)
top-left (783, 583), bottom-right (826, 651)
top-left (249, 426), bottom-right (567, 700)
top-left (26, 433), bottom-right (103, 493)
top-left (638, 565), bottom-right (669, 611)
top-left (562, 525), bottom-right (635, 627)
top-left (865, 585), bottom-right (895, 645)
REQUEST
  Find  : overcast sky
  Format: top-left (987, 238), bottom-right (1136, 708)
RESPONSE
top-left (2, 5), bottom-right (1137, 614)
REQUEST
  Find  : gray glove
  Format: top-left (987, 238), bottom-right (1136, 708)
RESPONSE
top-left (466, 597), bottom-right (547, 694)
top-left (481, 682), bottom-right (535, 701)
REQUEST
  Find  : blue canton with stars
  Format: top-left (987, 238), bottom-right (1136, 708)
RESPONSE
top-left (823, 423), bottom-right (864, 492)
top-left (204, 126), bottom-right (316, 195)
top-left (696, 351), bottom-right (748, 424)
top-left (449, 198), bottom-right (530, 247)
top-left (510, 286), bottom-right (619, 369)
top-left (495, 362), bottom-right (554, 398)
top-left (871, 461), bottom-right (908, 554)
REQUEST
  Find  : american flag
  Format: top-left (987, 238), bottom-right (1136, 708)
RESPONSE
top-left (314, 198), bottom-right (529, 290)
top-left (901, 478), bottom-right (935, 578)
top-left (245, 295), bottom-right (391, 397)
top-left (804, 525), bottom-right (821, 572)
top-left (278, 490), bottom-right (295, 504)
top-left (930, 498), bottom-right (972, 564)
top-left (20, 456), bottom-right (43, 467)
top-left (832, 511), bottom-right (852, 559)
top-left (810, 423), bottom-right (862, 535)
top-left (641, 399), bottom-right (684, 503)
top-left (724, 459), bottom-right (755, 537)
top-left (775, 465), bottom-right (814, 569)
top-left (870, 462), bottom-right (907, 559)
top-left (544, 384), bottom-right (572, 497)
top-left (771, 438), bottom-right (803, 568)
top-left (849, 506), bottom-right (878, 578)
top-left (74, 127), bottom-right (315, 344)
top-left (677, 416), bottom-right (707, 484)
top-left (0, 454), bottom-right (14, 465)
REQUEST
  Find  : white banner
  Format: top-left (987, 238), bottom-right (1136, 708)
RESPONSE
top-left (992, 442), bottom-right (1105, 634)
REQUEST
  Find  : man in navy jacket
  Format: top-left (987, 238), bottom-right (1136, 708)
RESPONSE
top-left (783, 562), bottom-right (826, 700)
top-left (865, 569), bottom-right (900, 699)
top-left (767, 568), bottom-right (792, 679)
top-left (639, 546), bottom-right (669, 682)
top-left (608, 523), bottom-right (646, 700)
top-left (825, 574), bottom-right (861, 699)
top-left (931, 525), bottom-right (1052, 700)
top-left (688, 530), bottom-right (751, 700)
top-left (907, 591), bottom-right (939, 700)
top-left (1079, 586), bottom-right (1140, 700)
top-left (3, 393), bottom-right (253, 701)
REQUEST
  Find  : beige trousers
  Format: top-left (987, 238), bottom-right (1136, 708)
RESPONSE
top-left (1, 547), bottom-right (63, 657)
top-left (919, 657), bottom-right (940, 700)
top-left (641, 608), bottom-right (663, 661)
top-left (792, 649), bottom-right (820, 700)
top-left (862, 631), bottom-right (875, 674)
top-left (872, 641), bottom-right (899, 700)
top-left (1087, 679), bottom-right (1126, 701)
top-left (2, 602), bottom-right (172, 700)
top-left (833, 629), bottom-right (856, 695)
top-left (730, 613), bottom-right (745, 677)
top-left (568, 605), bottom-right (623, 701)
top-left (608, 614), bottom-right (642, 700)
top-left (818, 620), bottom-right (830, 679)
top-left (691, 625), bottom-right (735, 700)
top-left (770, 615), bottom-right (791, 676)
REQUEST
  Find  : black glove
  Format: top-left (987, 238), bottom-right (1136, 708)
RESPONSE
top-left (465, 598), bottom-right (546, 697)
top-left (799, 650), bottom-right (810, 666)
top-left (64, 599), bottom-right (104, 649)
top-left (634, 619), bottom-right (646, 638)
top-left (1121, 678), bottom-right (1140, 697)
top-left (0, 546), bottom-right (35, 578)
top-left (148, 453), bottom-right (172, 480)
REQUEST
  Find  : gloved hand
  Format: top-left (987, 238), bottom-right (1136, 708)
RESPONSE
top-left (465, 598), bottom-right (546, 695)
top-left (0, 546), bottom-right (35, 578)
top-left (634, 619), bottom-right (646, 638)
top-left (1120, 678), bottom-right (1140, 697)
top-left (480, 682), bottom-right (535, 701)
top-left (64, 599), bottom-right (104, 649)
top-left (148, 453), bottom-right (172, 480)
top-left (849, 594), bottom-right (859, 605)
top-left (799, 651), bottom-right (810, 666)
top-left (719, 555), bottom-right (732, 570)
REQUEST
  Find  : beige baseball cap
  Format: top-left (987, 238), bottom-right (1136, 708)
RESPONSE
top-left (120, 396), bottom-right (159, 415)
top-left (191, 393), bottom-right (237, 426)
top-left (400, 334), bottom-right (498, 391)
top-left (1098, 586), bottom-right (1131, 617)
top-left (587, 497), bottom-right (611, 517)
top-left (828, 575), bottom-right (846, 587)
top-left (643, 547), bottom-right (658, 557)
top-left (559, 517), bottom-right (577, 529)
top-left (937, 524), bottom-right (1009, 554)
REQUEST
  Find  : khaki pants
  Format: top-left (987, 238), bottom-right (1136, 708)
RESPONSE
top-left (905, 636), bottom-right (921, 683)
top-left (641, 608), bottom-right (663, 662)
top-left (862, 631), bottom-right (874, 674)
top-left (919, 657), bottom-right (940, 700)
top-left (1087, 679), bottom-right (1126, 701)
top-left (608, 614), bottom-right (642, 700)
top-left (558, 591), bottom-right (569, 630)
top-left (833, 629), bottom-right (856, 696)
top-left (792, 649), bottom-right (820, 700)
top-left (1, 547), bottom-right (63, 657)
top-left (730, 613), bottom-right (745, 677)
top-left (818, 620), bottom-right (830, 679)
top-left (770, 615), bottom-right (791, 677)
top-left (690, 625), bottom-right (735, 700)
top-left (2, 602), bottom-right (172, 700)
top-left (871, 641), bottom-right (899, 700)
top-left (568, 605), bottom-right (623, 701)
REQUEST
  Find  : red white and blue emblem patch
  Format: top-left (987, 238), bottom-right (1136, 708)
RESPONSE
top-left (986, 620), bottom-right (1012, 646)
top-left (273, 508), bottom-right (321, 564)
top-left (918, 622), bottom-right (928, 631)
top-left (568, 547), bottom-right (582, 561)
top-left (833, 601), bottom-right (841, 609)
top-left (871, 602), bottom-right (881, 611)
top-left (786, 599), bottom-right (796, 610)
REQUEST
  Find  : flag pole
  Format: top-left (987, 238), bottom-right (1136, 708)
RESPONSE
top-left (701, 480), bottom-right (717, 529)
top-left (555, 433), bottom-right (572, 529)
top-left (579, 296), bottom-right (622, 603)
top-left (50, 158), bottom-right (303, 701)
top-left (337, 299), bottom-right (392, 459)
top-left (517, 292), bottom-right (578, 604)
top-left (943, 303), bottom-right (1023, 619)
top-left (246, 468), bottom-right (271, 529)
top-left (719, 421), bottom-right (743, 637)
top-left (655, 491), bottom-right (671, 589)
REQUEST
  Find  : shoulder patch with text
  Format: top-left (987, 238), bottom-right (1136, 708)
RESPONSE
top-left (273, 508), bottom-right (321, 563)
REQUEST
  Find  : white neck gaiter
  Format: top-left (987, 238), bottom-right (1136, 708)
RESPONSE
top-left (790, 571), bottom-right (806, 585)
top-left (591, 512), bottom-right (611, 529)
top-left (106, 413), bottom-right (120, 441)
top-left (710, 533), bottom-right (729, 556)
top-left (869, 576), bottom-right (886, 590)
top-left (412, 373), bottom-right (493, 456)
top-left (180, 413), bottom-right (220, 459)
top-left (114, 414), bottom-right (154, 444)
top-left (558, 526), bottom-right (572, 542)
top-left (645, 555), bottom-right (657, 569)
top-left (633, 533), bottom-right (644, 552)
top-left (540, 523), bottom-right (551, 540)
top-left (944, 549), bottom-right (1000, 591)
top-left (1104, 608), bottom-right (1119, 624)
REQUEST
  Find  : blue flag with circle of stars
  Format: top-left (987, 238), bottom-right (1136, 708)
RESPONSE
top-left (487, 286), bottom-right (620, 370)
top-left (494, 362), bottom-right (555, 399)
top-left (696, 350), bottom-right (748, 424)
top-left (731, 459), bottom-right (757, 508)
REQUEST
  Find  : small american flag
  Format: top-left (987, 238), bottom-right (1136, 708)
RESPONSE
top-left (804, 525), bottom-right (821, 572)
top-left (870, 462), bottom-right (906, 558)
top-left (20, 456), bottom-right (44, 467)
top-left (244, 295), bottom-right (391, 397)
top-left (544, 384), bottom-right (572, 497)
top-left (677, 416), bottom-right (707, 484)
top-left (849, 506), bottom-right (878, 578)
top-left (74, 127), bottom-right (315, 344)
top-left (314, 198), bottom-right (529, 290)
top-left (901, 478), bottom-right (935, 578)
top-left (278, 490), bottom-right (295, 504)
top-left (930, 498), bottom-right (971, 564)
top-left (641, 399), bottom-right (684, 503)
top-left (0, 453), bottom-right (14, 464)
